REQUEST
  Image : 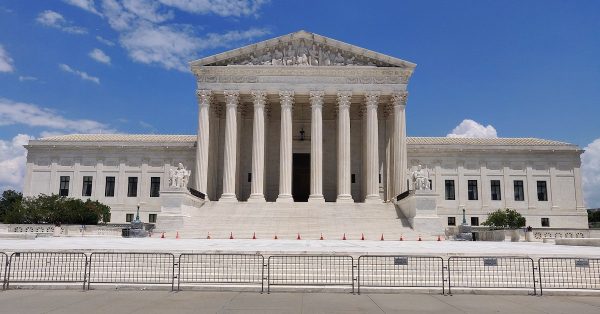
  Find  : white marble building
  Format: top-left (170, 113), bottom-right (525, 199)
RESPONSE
top-left (22, 31), bottom-right (587, 236)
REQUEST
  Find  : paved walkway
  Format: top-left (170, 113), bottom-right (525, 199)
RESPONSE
top-left (0, 290), bottom-right (599, 313)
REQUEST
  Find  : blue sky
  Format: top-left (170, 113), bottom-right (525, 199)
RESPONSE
top-left (0, 0), bottom-right (599, 206)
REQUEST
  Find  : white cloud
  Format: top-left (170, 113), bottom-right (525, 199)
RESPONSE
top-left (89, 48), bottom-right (111, 64)
top-left (18, 76), bottom-right (38, 82)
top-left (63, 0), bottom-right (102, 16)
top-left (447, 119), bottom-right (498, 138)
top-left (0, 134), bottom-right (34, 192)
top-left (59, 63), bottom-right (100, 84)
top-left (158, 0), bottom-right (268, 17)
top-left (0, 44), bottom-right (14, 73)
top-left (582, 138), bottom-right (600, 208)
top-left (96, 35), bottom-right (115, 46)
top-left (36, 10), bottom-right (87, 34)
top-left (0, 97), bottom-right (114, 133)
top-left (122, 0), bottom-right (174, 23)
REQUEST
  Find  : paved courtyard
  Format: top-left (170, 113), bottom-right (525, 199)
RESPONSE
top-left (0, 290), bottom-right (599, 314)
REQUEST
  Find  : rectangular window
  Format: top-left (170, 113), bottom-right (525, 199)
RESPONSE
top-left (149, 214), bottom-right (157, 223)
top-left (514, 180), bottom-right (524, 201)
top-left (126, 214), bottom-right (134, 222)
top-left (537, 181), bottom-right (548, 201)
top-left (82, 176), bottom-right (93, 197)
top-left (59, 176), bottom-right (70, 196)
top-left (541, 217), bottom-right (550, 227)
top-left (150, 177), bottom-right (160, 197)
top-left (448, 217), bottom-right (456, 226)
top-left (352, 174), bottom-right (356, 184)
top-left (468, 180), bottom-right (478, 200)
top-left (428, 179), bottom-right (433, 190)
top-left (445, 180), bottom-right (455, 200)
top-left (127, 177), bottom-right (138, 197)
top-left (471, 217), bottom-right (479, 226)
top-left (105, 177), bottom-right (115, 197)
top-left (490, 180), bottom-right (501, 201)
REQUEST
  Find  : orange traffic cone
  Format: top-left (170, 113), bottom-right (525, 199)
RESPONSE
top-left (342, 233), bottom-right (346, 240)
top-left (176, 231), bottom-right (180, 239)
top-left (361, 233), bottom-right (365, 241)
top-left (437, 235), bottom-right (441, 241)
top-left (297, 233), bottom-right (301, 240)
top-left (252, 232), bottom-right (256, 240)
top-left (274, 234), bottom-right (278, 240)
top-left (418, 235), bottom-right (422, 241)
top-left (161, 232), bottom-right (165, 239)
top-left (400, 235), bottom-right (404, 241)
top-left (229, 232), bottom-right (234, 239)
top-left (380, 234), bottom-right (384, 241)
top-left (320, 233), bottom-right (324, 240)
top-left (207, 232), bottom-right (211, 239)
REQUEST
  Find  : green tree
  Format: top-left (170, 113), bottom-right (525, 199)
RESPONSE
top-left (0, 190), bottom-right (23, 222)
top-left (482, 208), bottom-right (526, 230)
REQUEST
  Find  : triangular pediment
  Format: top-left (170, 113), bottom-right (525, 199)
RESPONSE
top-left (190, 30), bottom-right (416, 69)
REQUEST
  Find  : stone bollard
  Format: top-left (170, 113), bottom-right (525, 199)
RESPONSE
top-left (53, 226), bottom-right (61, 237)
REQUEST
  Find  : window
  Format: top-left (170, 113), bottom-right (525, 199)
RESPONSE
top-left (428, 179), bottom-right (433, 190)
top-left (468, 180), bottom-right (478, 200)
top-left (379, 173), bottom-right (381, 184)
top-left (105, 177), bottom-right (115, 197)
top-left (59, 176), bottom-right (70, 196)
top-left (514, 180), bottom-right (524, 201)
top-left (150, 177), bottom-right (160, 197)
top-left (541, 217), bottom-right (550, 227)
top-left (82, 176), bottom-right (93, 197)
top-left (537, 181), bottom-right (548, 201)
top-left (149, 214), bottom-right (157, 223)
top-left (471, 217), bottom-right (479, 226)
top-left (445, 180), bottom-right (455, 200)
top-left (490, 180), bottom-right (501, 201)
top-left (126, 214), bottom-right (134, 222)
top-left (352, 174), bottom-right (356, 184)
top-left (127, 177), bottom-right (138, 197)
top-left (447, 217), bottom-right (456, 226)
top-left (247, 173), bottom-right (252, 182)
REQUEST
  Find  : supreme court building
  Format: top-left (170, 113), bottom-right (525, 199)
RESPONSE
top-left (23, 31), bottom-right (588, 238)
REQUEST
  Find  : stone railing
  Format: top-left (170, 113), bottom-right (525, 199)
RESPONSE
top-left (6, 224), bottom-right (124, 237)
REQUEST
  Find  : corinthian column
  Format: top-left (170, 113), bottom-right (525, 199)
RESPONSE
top-left (392, 92), bottom-right (408, 196)
top-left (277, 90), bottom-right (294, 202)
top-left (195, 90), bottom-right (211, 194)
top-left (336, 91), bottom-right (353, 203)
top-left (365, 91), bottom-right (381, 203)
top-left (249, 90), bottom-right (267, 202)
top-left (220, 90), bottom-right (239, 201)
top-left (309, 91), bottom-right (325, 202)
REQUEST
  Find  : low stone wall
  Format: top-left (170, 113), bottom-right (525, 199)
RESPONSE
top-left (6, 224), bottom-right (123, 237)
top-left (555, 238), bottom-right (600, 247)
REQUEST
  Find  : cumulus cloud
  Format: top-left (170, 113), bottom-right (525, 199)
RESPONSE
top-left (447, 119), bottom-right (498, 138)
top-left (36, 10), bottom-right (87, 34)
top-left (89, 48), bottom-right (111, 64)
top-left (158, 0), bottom-right (268, 17)
top-left (0, 134), bottom-right (34, 192)
top-left (63, 0), bottom-right (102, 16)
top-left (59, 63), bottom-right (100, 84)
top-left (96, 35), bottom-right (115, 46)
top-left (0, 97), bottom-right (114, 133)
top-left (0, 44), bottom-right (14, 73)
top-left (582, 138), bottom-right (600, 208)
top-left (18, 76), bottom-right (38, 82)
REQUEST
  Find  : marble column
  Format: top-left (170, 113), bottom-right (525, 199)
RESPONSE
top-left (194, 90), bottom-right (211, 193)
top-left (365, 91), bottom-right (381, 202)
top-left (221, 90), bottom-right (239, 201)
top-left (277, 90), bottom-right (294, 202)
top-left (391, 92), bottom-right (407, 197)
top-left (309, 91), bottom-right (325, 202)
top-left (249, 90), bottom-right (267, 202)
top-left (336, 91), bottom-right (353, 203)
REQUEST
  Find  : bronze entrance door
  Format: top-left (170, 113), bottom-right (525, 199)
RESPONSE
top-left (292, 153), bottom-right (310, 202)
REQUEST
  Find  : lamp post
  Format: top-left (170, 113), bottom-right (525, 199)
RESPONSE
top-left (462, 208), bottom-right (467, 225)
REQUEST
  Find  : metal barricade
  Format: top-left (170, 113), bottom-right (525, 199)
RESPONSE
top-left (357, 255), bottom-right (445, 294)
top-left (448, 256), bottom-right (536, 294)
top-left (267, 255), bottom-right (354, 293)
top-left (6, 252), bottom-right (88, 290)
top-left (1, 252), bottom-right (7, 290)
top-left (88, 252), bottom-right (175, 290)
top-left (538, 257), bottom-right (600, 295)
top-left (178, 253), bottom-right (265, 292)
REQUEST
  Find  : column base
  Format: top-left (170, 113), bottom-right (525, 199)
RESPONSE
top-left (247, 194), bottom-right (266, 202)
top-left (336, 194), bottom-right (354, 203)
top-left (219, 193), bottom-right (238, 202)
top-left (308, 194), bottom-right (325, 203)
top-left (364, 194), bottom-right (382, 203)
top-left (276, 194), bottom-right (294, 202)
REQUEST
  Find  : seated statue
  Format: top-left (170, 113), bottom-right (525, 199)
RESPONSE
top-left (169, 163), bottom-right (191, 189)
top-left (411, 164), bottom-right (431, 190)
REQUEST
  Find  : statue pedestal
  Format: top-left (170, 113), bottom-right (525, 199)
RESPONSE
top-left (156, 188), bottom-right (205, 232)
top-left (396, 190), bottom-right (444, 235)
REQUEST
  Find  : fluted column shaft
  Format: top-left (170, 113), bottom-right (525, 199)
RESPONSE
top-left (392, 92), bottom-right (408, 196)
top-left (195, 90), bottom-right (211, 193)
top-left (309, 91), bottom-right (325, 202)
top-left (249, 91), bottom-right (267, 202)
top-left (221, 90), bottom-right (239, 201)
top-left (277, 91), bottom-right (294, 202)
top-left (336, 92), bottom-right (353, 202)
top-left (365, 92), bottom-right (381, 202)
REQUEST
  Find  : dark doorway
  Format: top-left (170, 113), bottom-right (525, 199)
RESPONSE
top-left (293, 153), bottom-right (310, 202)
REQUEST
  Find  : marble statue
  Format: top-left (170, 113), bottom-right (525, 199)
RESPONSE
top-left (412, 164), bottom-right (431, 190)
top-left (169, 163), bottom-right (191, 189)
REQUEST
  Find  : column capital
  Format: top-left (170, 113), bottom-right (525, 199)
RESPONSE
top-left (391, 91), bottom-right (408, 108)
top-left (309, 91), bottom-right (325, 109)
top-left (196, 90), bottom-right (212, 108)
top-left (337, 91), bottom-right (352, 109)
top-left (279, 90), bottom-right (294, 109)
top-left (224, 90), bottom-right (239, 108)
top-left (251, 90), bottom-right (267, 108)
top-left (365, 91), bottom-right (380, 109)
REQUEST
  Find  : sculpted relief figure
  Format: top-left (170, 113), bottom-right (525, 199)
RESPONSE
top-left (261, 49), bottom-right (273, 65)
top-left (169, 163), bottom-right (191, 189)
top-left (309, 44), bottom-right (320, 65)
top-left (284, 43), bottom-right (296, 65)
top-left (297, 40), bottom-right (309, 65)
top-left (334, 50), bottom-right (346, 65)
top-left (272, 48), bottom-right (284, 65)
top-left (411, 164), bottom-right (431, 190)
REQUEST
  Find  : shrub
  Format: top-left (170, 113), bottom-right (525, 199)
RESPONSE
top-left (482, 208), bottom-right (526, 230)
